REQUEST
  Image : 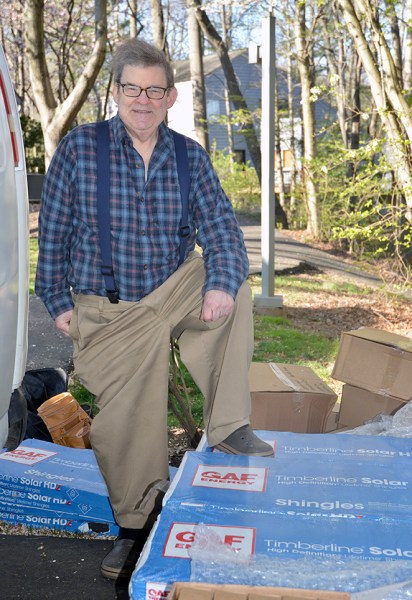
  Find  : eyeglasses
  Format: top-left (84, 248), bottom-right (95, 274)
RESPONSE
top-left (117, 82), bottom-right (169, 99)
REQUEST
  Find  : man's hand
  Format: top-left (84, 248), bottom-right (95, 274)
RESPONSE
top-left (55, 310), bottom-right (73, 336)
top-left (200, 290), bottom-right (234, 322)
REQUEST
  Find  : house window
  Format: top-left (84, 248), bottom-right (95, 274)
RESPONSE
top-left (274, 150), bottom-right (292, 169)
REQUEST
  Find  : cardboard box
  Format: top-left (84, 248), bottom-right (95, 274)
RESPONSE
top-left (249, 363), bottom-right (337, 433)
top-left (332, 328), bottom-right (412, 401)
top-left (169, 582), bottom-right (350, 599)
top-left (338, 384), bottom-right (406, 429)
top-left (323, 400), bottom-right (341, 432)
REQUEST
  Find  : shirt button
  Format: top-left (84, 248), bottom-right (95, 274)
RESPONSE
top-left (136, 162), bottom-right (142, 168)
top-left (143, 264), bottom-right (148, 270)
top-left (141, 230), bottom-right (146, 235)
top-left (140, 197), bottom-right (144, 203)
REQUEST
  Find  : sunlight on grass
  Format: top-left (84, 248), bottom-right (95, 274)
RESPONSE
top-left (249, 273), bottom-right (367, 299)
top-left (253, 314), bottom-right (339, 380)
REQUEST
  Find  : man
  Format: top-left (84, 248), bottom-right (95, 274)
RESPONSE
top-left (36, 38), bottom-right (273, 580)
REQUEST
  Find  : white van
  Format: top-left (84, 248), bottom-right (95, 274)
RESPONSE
top-left (0, 44), bottom-right (29, 450)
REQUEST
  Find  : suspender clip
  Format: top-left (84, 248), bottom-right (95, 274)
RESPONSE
top-left (179, 225), bottom-right (190, 238)
top-left (107, 290), bottom-right (120, 304)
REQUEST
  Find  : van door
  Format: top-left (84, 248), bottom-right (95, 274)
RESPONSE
top-left (0, 45), bottom-right (29, 450)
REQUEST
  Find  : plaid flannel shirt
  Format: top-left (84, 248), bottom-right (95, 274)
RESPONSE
top-left (35, 115), bottom-right (249, 319)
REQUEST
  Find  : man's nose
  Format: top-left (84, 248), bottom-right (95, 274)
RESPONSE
top-left (136, 90), bottom-right (150, 102)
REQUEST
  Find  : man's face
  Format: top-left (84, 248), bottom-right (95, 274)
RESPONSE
top-left (113, 64), bottom-right (177, 142)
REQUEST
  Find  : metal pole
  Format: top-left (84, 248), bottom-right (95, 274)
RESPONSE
top-left (254, 12), bottom-right (283, 312)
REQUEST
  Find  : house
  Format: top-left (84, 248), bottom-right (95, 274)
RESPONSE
top-left (169, 48), bottom-right (336, 191)
top-left (170, 49), bottom-right (264, 165)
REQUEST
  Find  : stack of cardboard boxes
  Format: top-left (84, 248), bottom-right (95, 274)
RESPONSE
top-left (248, 327), bottom-right (412, 435)
top-left (331, 327), bottom-right (412, 430)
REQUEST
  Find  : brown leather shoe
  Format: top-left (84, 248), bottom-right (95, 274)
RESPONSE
top-left (101, 536), bottom-right (147, 580)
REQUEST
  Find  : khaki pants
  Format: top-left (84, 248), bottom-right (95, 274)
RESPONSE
top-left (69, 252), bottom-right (253, 528)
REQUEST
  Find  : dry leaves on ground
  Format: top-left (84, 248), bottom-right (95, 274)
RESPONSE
top-left (283, 275), bottom-right (412, 340)
top-left (280, 229), bottom-right (412, 341)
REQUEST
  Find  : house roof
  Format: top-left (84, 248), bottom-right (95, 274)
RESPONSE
top-left (172, 48), bottom-right (247, 83)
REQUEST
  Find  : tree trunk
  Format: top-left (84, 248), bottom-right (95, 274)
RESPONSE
top-left (223, 87), bottom-right (234, 157)
top-left (220, 3), bottom-right (233, 50)
top-left (348, 51), bottom-right (362, 206)
top-left (25, 0), bottom-right (107, 167)
top-left (150, 0), bottom-right (170, 57)
top-left (403, 0), bottom-right (412, 97)
top-left (220, 4), bottom-right (234, 157)
top-left (187, 1), bottom-right (209, 151)
top-left (274, 42), bottom-right (286, 209)
top-left (190, 0), bottom-right (262, 181)
top-left (294, 0), bottom-right (319, 237)
top-left (389, 4), bottom-right (403, 87)
top-left (129, 0), bottom-right (137, 38)
top-left (286, 26), bottom-right (298, 214)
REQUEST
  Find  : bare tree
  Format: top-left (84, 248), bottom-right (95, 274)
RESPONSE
top-left (347, 50), bottom-right (362, 178)
top-left (0, 0), bottom-right (30, 113)
top-left (151, 0), bottom-right (170, 57)
top-left (129, 0), bottom-right (144, 38)
top-left (321, 9), bottom-right (349, 147)
top-left (388, 1), bottom-right (403, 86)
top-left (294, 0), bottom-right (319, 236)
top-left (338, 0), bottom-right (412, 214)
top-left (24, 0), bottom-right (107, 167)
top-left (284, 18), bottom-right (298, 214)
top-left (220, 4), bottom-right (234, 157)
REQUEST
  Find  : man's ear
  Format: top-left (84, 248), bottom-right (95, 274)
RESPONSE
top-left (166, 86), bottom-right (178, 109)
top-left (112, 83), bottom-right (119, 104)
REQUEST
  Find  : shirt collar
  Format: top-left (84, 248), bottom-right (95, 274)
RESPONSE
top-left (110, 114), bottom-right (130, 147)
top-left (109, 114), bottom-right (175, 155)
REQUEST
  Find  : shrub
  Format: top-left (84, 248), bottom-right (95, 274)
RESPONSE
top-left (211, 145), bottom-right (261, 212)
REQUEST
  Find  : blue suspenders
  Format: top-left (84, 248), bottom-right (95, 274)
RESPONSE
top-left (95, 120), bottom-right (190, 304)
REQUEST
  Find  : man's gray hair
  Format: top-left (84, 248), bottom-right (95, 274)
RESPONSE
top-left (112, 38), bottom-right (174, 87)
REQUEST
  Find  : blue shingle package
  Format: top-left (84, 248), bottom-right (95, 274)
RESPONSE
top-left (0, 438), bottom-right (118, 537)
top-left (130, 431), bottom-right (412, 600)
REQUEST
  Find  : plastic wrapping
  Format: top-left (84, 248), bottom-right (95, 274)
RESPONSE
top-left (189, 524), bottom-right (412, 595)
top-left (382, 584), bottom-right (412, 599)
top-left (340, 402), bottom-right (412, 437)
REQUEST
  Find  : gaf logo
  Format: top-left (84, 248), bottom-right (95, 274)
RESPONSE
top-left (0, 447), bottom-right (57, 465)
top-left (163, 522), bottom-right (255, 559)
top-left (192, 465), bottom-right (268, 493)
top-left (146, 583), bottom-right (171, 598)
